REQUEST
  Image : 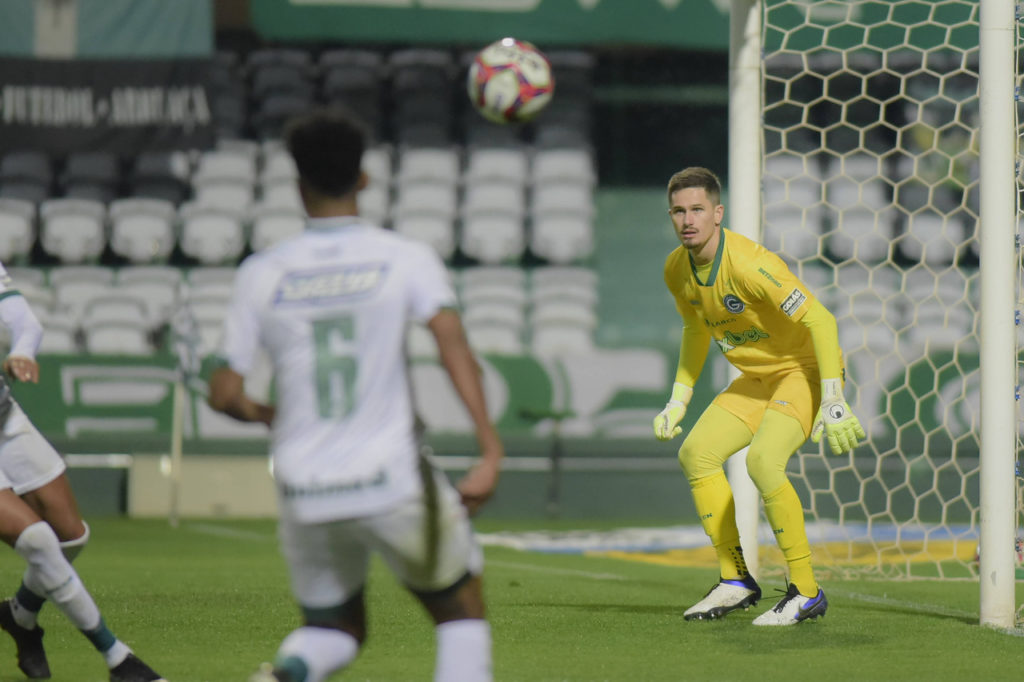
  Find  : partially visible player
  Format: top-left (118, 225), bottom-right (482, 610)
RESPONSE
top-left (652, 167), bottom-right (865, 625)
top-left (0, 266), bottom-right (166, 681)
top-left (208, 107), bottom-right (503, 682)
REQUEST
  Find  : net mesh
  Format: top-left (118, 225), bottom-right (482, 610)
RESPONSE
top-left (760, 0), bottom-right (997, 581)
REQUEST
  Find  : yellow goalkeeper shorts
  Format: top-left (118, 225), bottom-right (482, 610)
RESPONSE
top-left (712, 370), bottom-right (819, 438)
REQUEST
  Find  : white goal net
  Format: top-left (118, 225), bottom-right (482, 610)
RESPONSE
top-left (758, 0), bottom-right (1021, 583)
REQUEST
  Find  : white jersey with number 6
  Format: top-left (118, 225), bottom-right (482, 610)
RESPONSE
top-left (219, 218), bottom-right (456, 523)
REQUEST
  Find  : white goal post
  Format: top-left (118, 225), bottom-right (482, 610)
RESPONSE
top-left (727, 0), bottom-right (1020, 628)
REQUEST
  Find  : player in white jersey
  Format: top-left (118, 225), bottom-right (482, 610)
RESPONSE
top-left (209, 108), bottom-right (504, 682)
top-left (0, 266), bottom-right (166, 682)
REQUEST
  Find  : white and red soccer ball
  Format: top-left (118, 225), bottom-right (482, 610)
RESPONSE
top-left (467, 38), bottom-right (555, 124)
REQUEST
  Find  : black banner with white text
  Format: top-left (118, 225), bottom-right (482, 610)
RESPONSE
top-left (0, 58), bottom-right (214, 154)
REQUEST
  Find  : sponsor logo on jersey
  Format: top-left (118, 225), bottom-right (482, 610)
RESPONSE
top-left (274, 264), bottom-right (387, 305)
top-left (715, 326), bottom-right (768, 353)
top-left (723, 294), bottom-right (745, 313)
top-left (758, 267), bottom-right (783, 288)
top-left (706, 317), bottom-right (736, 328)
top-left (689, 299), bottom-right (701, 306)
top-left (780, 288), bottom-right (806, 316)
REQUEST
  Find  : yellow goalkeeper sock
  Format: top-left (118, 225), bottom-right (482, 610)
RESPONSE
top-left (691, 471), bottom-right (749, 580)
top-left (762, 482), bottom-right (817, 596)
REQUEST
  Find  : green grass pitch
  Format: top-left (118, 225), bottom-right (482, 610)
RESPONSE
top-left (0, 518), bottom-right (1019, 682)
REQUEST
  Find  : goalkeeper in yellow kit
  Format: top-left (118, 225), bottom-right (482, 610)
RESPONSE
top-left (653, 167), bottom-right (865, 626)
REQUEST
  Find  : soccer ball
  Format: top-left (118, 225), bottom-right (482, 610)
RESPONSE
top-left (467, 38), bottom-right (554, 124)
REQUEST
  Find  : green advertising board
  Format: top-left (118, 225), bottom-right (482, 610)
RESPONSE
top-left (250, 0), bottom-right (731, 49)
top-left (10, 348), bottom-right (981, 461)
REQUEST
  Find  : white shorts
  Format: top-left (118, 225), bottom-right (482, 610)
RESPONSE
top-left (278, 470), bottom-right (483, 610)
top-left (0, 402), bottom-right (65, 495)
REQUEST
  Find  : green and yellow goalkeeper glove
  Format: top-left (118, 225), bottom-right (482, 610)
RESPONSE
top-left (653, 382), bottom-right (693, 441)
top-left (811, 378), bottom-right (866, 454)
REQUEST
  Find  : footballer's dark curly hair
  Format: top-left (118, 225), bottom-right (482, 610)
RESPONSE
top-left (284, 107), bottom-right (368, 198)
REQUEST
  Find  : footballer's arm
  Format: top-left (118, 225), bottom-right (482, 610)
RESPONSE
top-left (428, 308), bottom-right (504, 514)
top-left (208, 366), bottom-right (275, 427)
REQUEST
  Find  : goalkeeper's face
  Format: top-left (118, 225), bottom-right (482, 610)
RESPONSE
top-left (668, 187), bottom-right (724, 259)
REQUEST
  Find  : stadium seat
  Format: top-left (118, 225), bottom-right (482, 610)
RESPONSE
top-left (188, 294), bottom-right (231, 324)
top-left (396, 122), bottom-right (452, 148)
top-left (53, 280), bottom-right (113, 323)
top-left (529, 215), bottom-right (594, 264)
top-left (392, 182), bottom-right (458, 223)
top-left (392, 215), bottom-right (456, 260)
top-left (193, 179), bottom-right (255, 212)
top-left (529, 318), bottom-right (595, 356)
top-left (178, 203), bottom-right (246, 265)
top-left (212, 91), bottom-right (249, 140)
top-left (0, 181), bottom-right (50, 206)
top-left (114, 278), bottom-right (180, 325)
top-left (49, 265), bottom-right (115, 288)
top-left (259, 148), bottom-right (298, 186)
top-left (357, 184), bottom-right (389, 226)
top-left (464, 262), bottom-right (528, 288)
top-left (533, 124), bottom-right (593, 152)
top-left (108, 198), bottom-right (177, 264)
top-left (463, 301), bottom-right (526, 331)
top-left (762, 207), bottom-right (823, 263)
top-left (897, 210), bottom-right (963, 265)
top-left (396, 148), bottom-right (461, 186)
top-left (464, 147), bottom-right (530, 185)
top-left (260, 181), bottom-right (304, 212)
top-left (6, 266), bottom-right (46, 289)
top-left (531, 266), bottom-right (599, 306)
top-left (250, 63), bottom-right (316, 102)
top-left (13, 280), bottom-right (54, 314)
top-left (460, 280), bottom-right (528, 310)
top-left (246, 47), bottom-right (314, 73)
top-left (194, 149), bottom-right (257, 186)
top-left (0, 198), bottom-right (36, 263)
top-left (251, 207), bottom-right (305, 251)
top-left (827, 207), bottom-right (893, 262)
top-left (82, 319), bottom-right (153, 355)
top-left (460, 212), bottom-right (525, 264)
top-left (61, 151), bottom-right (121, 204)
top-left (0, 151), bottom-right (53, 188)
top-left (531, 149), bottom-right (597, 187)
top-left (130, 151), bottom-right (190, 205)
top-left (252, 93), bottom-right (314, 140)
top-left (320, 49), bottom-right (385, 138)
top-left (531, 182), bottom-right (595, 220)
top-left (463, 319), bottom-right (525, 355)
top-left (117, 264), bottom-right (183, 288)
top-left (39, 198), bottom-right (106, 263)
top-left (362, 146), bottom-right (393, 187)
top-left (406, 323), bottom-right (438, 359)
top-left (187, 266), bottom-right (237, 288)
top-left (81, 295), bottom-right (151, 327)
top-left (462, 182), bottom-right (526, 221)
top-left (38, 318), bottom-right (80, 354)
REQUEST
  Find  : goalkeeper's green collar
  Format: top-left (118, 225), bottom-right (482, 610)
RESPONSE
top-left (688, 226), bottom-right (725, 287)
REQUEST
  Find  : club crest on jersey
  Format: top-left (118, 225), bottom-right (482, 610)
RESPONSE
top-left (274, 264), bottom-right (388, 305)
top-left (723, 294), bottom-right (745, 313)
top-left (781, 288), bottom-right (806, 316)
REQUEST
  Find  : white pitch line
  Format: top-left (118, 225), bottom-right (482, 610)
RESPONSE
top-left (186, 522), bottom-right (276, 543)
top-left (838, 590), bottom-right (975, 619)
top-left (487, 558), bottom-right (628, 581)
top-left (840, 591), bottom-right (1024, 637)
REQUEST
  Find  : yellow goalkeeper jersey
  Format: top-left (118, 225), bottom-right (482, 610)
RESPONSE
top-left (664, 227), bottom-right (827, 379)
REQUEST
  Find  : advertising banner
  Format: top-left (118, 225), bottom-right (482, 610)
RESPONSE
top-left (0, 58), bottom-right (214, 154)
top-left (10, 349), bottom-right (982, 461)
top-left (251, 0), bottom-right (731, 49)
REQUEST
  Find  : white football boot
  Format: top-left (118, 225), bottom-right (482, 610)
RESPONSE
top-left (752, 583), bottom-right (828, 626)
top-left (683, 575), bottom-right (762, 621)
